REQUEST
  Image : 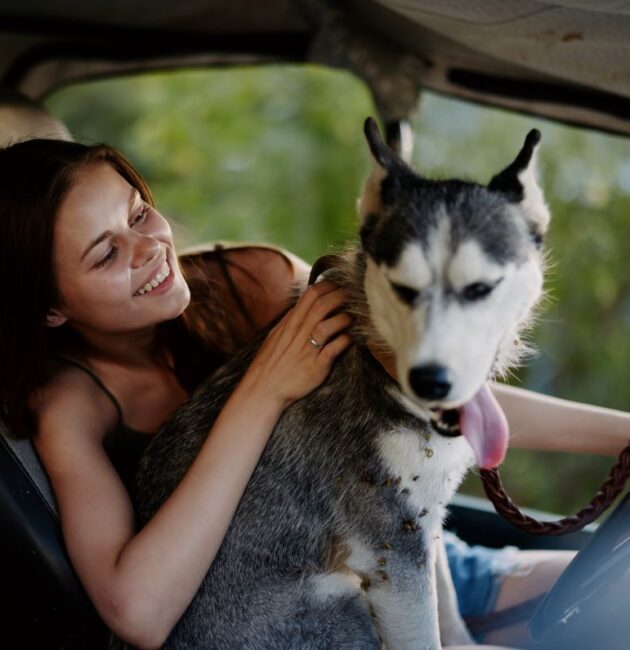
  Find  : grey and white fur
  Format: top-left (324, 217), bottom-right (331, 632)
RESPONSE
top-left (128, 118), bottom-right (550, 649)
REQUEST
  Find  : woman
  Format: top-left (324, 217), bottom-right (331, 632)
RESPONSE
top-left (1, 137), bottom-right (628, 650)
top-left (0, 137), bottom-right (356, 649)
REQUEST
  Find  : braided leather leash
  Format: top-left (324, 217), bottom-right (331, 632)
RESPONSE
top-left (480, 441), bottom-right (630, 535)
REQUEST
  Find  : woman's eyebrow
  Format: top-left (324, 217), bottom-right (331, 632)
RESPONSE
top-left (80, 187), bottom-right (138, 262)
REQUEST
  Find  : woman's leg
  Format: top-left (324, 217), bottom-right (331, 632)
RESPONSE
top-left (444, 531), bottom-right (576, 646)
top-left (449, 550), bottom-right (573, 648)
top-left (481, 549), bottom-right (575, 647)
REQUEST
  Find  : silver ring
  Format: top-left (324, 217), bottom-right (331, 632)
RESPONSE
top-left (308, 335), bottom-right (324, 349)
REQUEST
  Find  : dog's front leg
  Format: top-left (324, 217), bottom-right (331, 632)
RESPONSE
top-left (436, 536), bottom-right (476, 646)
top-left (372, 554), bottom-right (441, 650)
top-left (348, 537), bottom-right (441, 650)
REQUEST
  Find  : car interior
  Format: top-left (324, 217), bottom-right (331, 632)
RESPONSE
top-left (1, 2), bottom-right (629, 649)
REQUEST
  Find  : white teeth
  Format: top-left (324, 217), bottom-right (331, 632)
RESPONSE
top-left (135, 261), bottom-right (171, 296)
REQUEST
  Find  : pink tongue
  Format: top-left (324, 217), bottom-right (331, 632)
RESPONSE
top-left (459, 384), bottom-right (509, 469)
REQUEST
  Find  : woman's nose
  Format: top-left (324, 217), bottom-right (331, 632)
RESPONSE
top-left (131, 234), bottom-right (161, 269)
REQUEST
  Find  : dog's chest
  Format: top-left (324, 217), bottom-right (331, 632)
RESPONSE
top-left (329, 429), bottom-right (474, 603)
top-left (375, 427), bottom-right (474, 526)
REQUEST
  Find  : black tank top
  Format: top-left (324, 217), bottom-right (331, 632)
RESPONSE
top-left (53, 356), bottom-right (153, 493)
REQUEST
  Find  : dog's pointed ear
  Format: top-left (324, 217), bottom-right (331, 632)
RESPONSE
top-left (488, 129), bottom-right (550, 246)
top-left (359, 117), bottom-right (413, 226)
top-left (364, 117), bottom-right (399, 171)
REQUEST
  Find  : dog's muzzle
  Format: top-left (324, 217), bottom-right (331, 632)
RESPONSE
top-left (409, 364), bottom-right (452, 401)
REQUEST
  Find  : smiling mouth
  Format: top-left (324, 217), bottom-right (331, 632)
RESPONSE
top-left (134, 260), bottom-right (171, 296)
top-left (430, 408), bottom-right (462, 437)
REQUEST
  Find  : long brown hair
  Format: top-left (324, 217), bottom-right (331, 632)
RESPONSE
top-left (0, 139), bottom-right (239, 437)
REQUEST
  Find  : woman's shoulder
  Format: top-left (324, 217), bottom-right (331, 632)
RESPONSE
top-left (33, 359), bottom-right (119, 448)
top-left (179, 241), bottom-right (310, 331)
top-left (179, 241), bottom-right (310, 289)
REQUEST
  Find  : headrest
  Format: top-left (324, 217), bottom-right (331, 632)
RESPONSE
top-left (0, 88), bottom-right (73, 147)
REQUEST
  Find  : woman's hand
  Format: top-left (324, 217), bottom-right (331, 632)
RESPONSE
top-left (239, 281), bottom-right (353, 410)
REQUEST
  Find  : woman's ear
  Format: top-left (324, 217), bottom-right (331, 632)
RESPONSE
top-left (45, 308), bottom-right (67, 328)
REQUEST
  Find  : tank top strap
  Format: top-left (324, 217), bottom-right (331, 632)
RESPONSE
top-left (212, 243), bottom-right (259, 333)
top-left (52, 355), bottom-right (124, 428)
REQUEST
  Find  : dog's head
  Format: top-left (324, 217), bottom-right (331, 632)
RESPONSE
top-left (358, 118), bottom-right (549, 467)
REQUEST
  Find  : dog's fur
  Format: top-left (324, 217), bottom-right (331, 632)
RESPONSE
top-left (130, 119), bottom-right (549, 649)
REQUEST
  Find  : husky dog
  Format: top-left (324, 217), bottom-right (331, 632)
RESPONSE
top-left (131, 118), bottom-right (549, 649)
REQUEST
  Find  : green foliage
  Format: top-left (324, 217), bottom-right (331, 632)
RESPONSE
top-left (46, 65), bottom-right (630, 515)
top-left (48, 66), bottom-right (370, 259)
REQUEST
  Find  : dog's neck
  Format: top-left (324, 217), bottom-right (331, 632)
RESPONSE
top-left (308, 253), bottom-right (399, 386)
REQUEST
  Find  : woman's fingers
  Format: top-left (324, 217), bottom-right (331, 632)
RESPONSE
top-left (299, 288), bottom-right (348, 337)
top-left (263, 282), bottom-right (335, 349)
top-left (289, 281), bottom-right (339, 325)
top-left (275, 282), bottom-right (348, 349)
top-left (317, 331), bottom-right (353, 360)
top-left (307, 312), bottom-right (353, 350)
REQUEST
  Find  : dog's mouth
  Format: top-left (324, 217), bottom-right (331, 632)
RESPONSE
top-left (427, 385), bottom-right (510, 469)
top-left (430, 408), bottom-right (462, 438)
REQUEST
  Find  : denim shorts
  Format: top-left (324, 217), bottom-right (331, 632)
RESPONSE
top-left (444, 530), bottom-right (521, 622)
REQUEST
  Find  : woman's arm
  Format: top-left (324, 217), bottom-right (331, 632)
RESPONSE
top-left (492, 382), bottom-right (630, 457)
top-left (35, 281), bottom-right (352, 649)
top-left (37, 376), bottom-right (287, 649)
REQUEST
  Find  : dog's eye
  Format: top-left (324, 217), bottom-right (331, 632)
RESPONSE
top-left (462, 281), bottom-right (497, 301)
top-left (391, 282), bottom-right (420, 306)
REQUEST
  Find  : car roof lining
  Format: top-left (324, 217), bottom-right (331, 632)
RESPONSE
top-left (2, 0), bottom-right (630, 135)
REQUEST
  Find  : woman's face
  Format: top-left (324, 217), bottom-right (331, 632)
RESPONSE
top-left (49, 163), bottom-right (190, 334)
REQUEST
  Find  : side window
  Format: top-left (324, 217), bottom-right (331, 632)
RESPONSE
top-left (46, 68), bottom-right (630, 515)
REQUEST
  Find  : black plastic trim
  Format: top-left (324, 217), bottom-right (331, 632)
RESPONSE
top-left (0, 12), bottom-right (309, 89)
top-left (449, 68), bottom-right (630, 125)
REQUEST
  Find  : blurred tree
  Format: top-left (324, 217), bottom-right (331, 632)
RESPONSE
top-left (46, 65), bottom-right (629, 514)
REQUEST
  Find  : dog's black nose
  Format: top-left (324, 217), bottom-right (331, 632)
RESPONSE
top-left (409, 364), bottom-right (452, 401)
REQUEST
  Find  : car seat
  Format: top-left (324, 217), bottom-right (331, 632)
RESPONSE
top-left (0, 90), bottom-right (109, 649)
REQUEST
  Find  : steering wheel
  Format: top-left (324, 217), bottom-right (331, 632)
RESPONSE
top-left (528, 491), bottom-right (630, 649)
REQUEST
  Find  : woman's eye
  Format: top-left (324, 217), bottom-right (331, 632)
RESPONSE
top-left (94, 245), bottom-right (119, 269)
top-left (391, 282), bottom-right (420, 306)
top-left (461, 280), bottom-right (500, 301)
top-left (131, 203), bottom-right (149, 227)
